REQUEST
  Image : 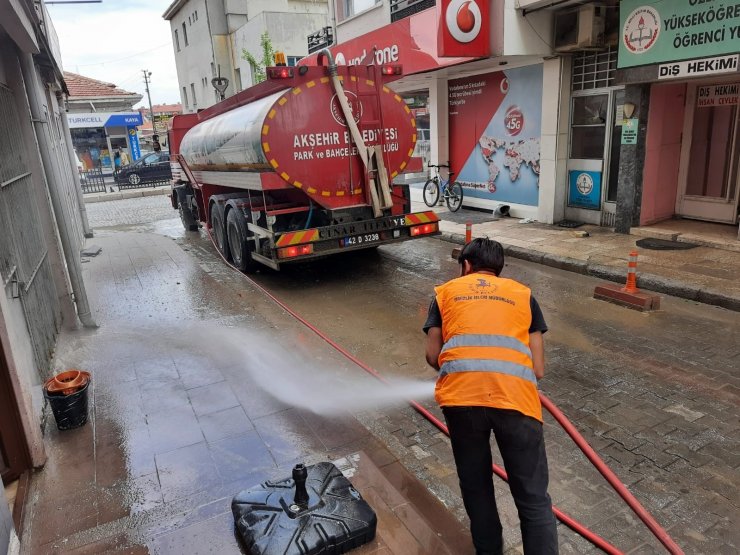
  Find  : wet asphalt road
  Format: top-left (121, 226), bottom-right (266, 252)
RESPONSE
top-left (81, 204), bottom-right (739, 553)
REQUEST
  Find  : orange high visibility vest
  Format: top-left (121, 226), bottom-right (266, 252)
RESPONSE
top-left (434, 272), bottom-right (542, 422)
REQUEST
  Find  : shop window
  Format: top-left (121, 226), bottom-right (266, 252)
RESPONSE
top-left (570, 94), bottom-right (608, 159)
top-left (402, 92), bottom-right (430, 168)
top-left (182, 22), bottom-right (188, 46)
top-left (287, 56), bottom-right (302, 67)
top-left (174, 29), bottom-right (180, 52)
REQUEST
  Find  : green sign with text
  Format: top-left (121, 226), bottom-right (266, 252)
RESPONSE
top-left (621, 119), bottom-right (639, 144)
top-left (618, 0), bottom-right (740, 68)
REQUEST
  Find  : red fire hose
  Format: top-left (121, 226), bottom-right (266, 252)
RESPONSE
top-left (205, 229), bottom-right (682, 554)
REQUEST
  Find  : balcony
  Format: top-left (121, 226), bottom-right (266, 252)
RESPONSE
top-left (307, 26), bottom-right (334, 55)
top-left (390, 0), bottom-right (435, 22)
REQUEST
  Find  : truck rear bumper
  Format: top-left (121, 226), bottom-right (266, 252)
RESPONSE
top-left (271, 210), bottom-right (440, 263)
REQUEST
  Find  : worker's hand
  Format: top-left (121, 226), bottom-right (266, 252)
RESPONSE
top-left (425, 327), bottom-right (443, 371)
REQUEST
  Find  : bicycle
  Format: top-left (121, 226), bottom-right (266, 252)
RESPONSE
top-left (423, 163), bottom-right (464, 212)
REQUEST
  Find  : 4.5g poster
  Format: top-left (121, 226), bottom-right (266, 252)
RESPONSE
top-left (448, 65), bottom-right (543, 206)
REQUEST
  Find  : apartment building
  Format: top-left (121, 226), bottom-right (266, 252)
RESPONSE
top-left (163, 0), bottom-right (329, 113)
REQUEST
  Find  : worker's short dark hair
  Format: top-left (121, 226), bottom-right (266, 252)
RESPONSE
top-left (459, 238), bottom-right (504, 276)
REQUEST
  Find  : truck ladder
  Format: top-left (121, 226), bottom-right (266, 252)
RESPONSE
top-left (329, 67), bottom-right (393, 218)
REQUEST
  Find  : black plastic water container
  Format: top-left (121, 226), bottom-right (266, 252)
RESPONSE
top-left (43, 380), bottom-right (90, 430)
top-left (232, 462), bottom-right (376, 555)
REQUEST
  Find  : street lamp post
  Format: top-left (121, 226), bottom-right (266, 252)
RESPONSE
top-left (142, 69), bottom-right (157, 147)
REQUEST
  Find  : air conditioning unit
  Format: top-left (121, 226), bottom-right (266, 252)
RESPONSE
top-left (553, 4), bottom-right (605, 52)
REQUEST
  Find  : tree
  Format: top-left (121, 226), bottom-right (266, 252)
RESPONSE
top-left (242, 31), bottom-right (274, 85)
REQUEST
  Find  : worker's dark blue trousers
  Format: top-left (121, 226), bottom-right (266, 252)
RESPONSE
top-left (443, 406), bottom-right (558, 555)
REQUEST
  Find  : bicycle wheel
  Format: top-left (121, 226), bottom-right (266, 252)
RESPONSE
top-left (423, 179), bottom-right (440, 207)
top-left (446, 182), bottom-right (464, 212)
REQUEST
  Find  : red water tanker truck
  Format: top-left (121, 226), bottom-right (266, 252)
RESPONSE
top-left (167, 51), bottom-right (440, 271)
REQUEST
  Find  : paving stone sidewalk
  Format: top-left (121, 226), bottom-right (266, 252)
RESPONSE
top-left (411, 199), bottom-right (740, 311)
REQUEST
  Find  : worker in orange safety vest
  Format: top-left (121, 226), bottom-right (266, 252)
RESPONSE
top-left (424, 238), bottom-right (557, 554)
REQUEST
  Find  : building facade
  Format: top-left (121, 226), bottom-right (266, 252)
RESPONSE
top-left (0, 0), bottom-right (95, 551)
top-left (64, 72), bottom-right (144, 173)
top-left (163, 0), bottom-right (329, 113)
top-left (304, 0), bottom-right (558, 221)
top-left (306, 0), bottom-right (739, 235)
top-left (614, 0), bottom-right (740, 235)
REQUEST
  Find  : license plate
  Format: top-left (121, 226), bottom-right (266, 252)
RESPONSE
top-left (340, 233), bottom-right (381, 247)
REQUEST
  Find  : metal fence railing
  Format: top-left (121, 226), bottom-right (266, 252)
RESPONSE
top-left (79, 168), bottom-right (107, 193)
top-left (115, 172), bottom-right (170, 190)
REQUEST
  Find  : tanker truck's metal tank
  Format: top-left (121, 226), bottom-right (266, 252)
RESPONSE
top-left (178, 74), bottom-right (417, 206)
top-left (179, 90), bottom-right (285, 172)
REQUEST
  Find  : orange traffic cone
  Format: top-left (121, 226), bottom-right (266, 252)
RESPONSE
top-left (622, 250), bottom-right (639, 293)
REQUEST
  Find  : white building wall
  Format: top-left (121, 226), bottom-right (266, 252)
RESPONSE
top-left (501, 0), bottom-right (553, 57)
top-left (335, 2), bottom-right (388, 44)
top-left (233, 9), bottom-right (329, 88)
top-left (168, 0), bottom-right (234, 112)
top-left (169, 0), bottom-right (327, 108)
top-left (538, 56), bottom-right (570, 224)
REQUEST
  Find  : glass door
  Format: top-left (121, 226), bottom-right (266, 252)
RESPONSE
top-left (679, 83), bottom-right (740, 223)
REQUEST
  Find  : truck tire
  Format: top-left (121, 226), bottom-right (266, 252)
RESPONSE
top-left (210, 203), bottom-right (230, 260)
top-left (226, 208), bottom-right (258, 272)
top-left (179, 202), bottom-right (198, 231)
top-left (174, 187), bottom-right (198, 231)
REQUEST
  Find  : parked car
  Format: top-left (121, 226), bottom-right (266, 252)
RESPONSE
top-left (115, 152), bottom-right (171, 186)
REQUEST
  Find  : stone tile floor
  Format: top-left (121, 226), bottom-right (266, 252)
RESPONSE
top-left (19, 232), bottom-right (472, 555)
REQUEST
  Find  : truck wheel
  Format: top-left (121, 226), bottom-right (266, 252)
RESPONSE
top-left (179, 199), bottom-right (198, 231)
top-left (226, 209), bottom-right (258, 272)
top-left (210, 203), bottom-right (230, 260)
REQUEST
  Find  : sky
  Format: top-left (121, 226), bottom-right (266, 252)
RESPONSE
top-left (47, 0), bottom-right (181, 108)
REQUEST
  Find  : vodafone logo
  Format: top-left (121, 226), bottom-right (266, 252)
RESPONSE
top-left (445, 0), bottom-right (482, 44)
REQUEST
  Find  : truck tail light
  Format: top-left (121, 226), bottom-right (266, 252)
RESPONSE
top-left (267, 67), bottom-right (294, 79)
top-left (410, 223), bottom-right (438, 236)
top-left (277, 244), bottom-right (313, 259)
top-left (381, 65), bottom-right (402, 76)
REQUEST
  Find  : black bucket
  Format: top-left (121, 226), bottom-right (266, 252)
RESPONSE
top-left (44, 380), bottom-right (90, 431)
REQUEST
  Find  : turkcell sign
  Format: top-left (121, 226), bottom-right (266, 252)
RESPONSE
top-left (67, 112), bottom-right (143, 129)
top-left (658, 54), bottom-right (739, 80)
top-left (619, 0), bottom-right (740, 68)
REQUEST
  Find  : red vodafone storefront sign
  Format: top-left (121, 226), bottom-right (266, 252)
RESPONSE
top-left (300, 9), bottom-right (481, 75)
top-left (438, 0), bottom-right (490, 58)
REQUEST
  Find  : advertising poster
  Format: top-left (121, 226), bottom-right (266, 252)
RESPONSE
top-left (448, 65), bottom-right (543, 206)
top-left (128, 127), bottom-right (141, 160)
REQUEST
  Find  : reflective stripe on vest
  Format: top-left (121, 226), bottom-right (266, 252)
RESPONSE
top-left (439, 359), bottom-right (537, 384)
top-left (441, 333), bottom-right (533, 359)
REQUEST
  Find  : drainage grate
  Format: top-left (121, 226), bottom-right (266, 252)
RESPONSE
top-left (635, 238), bottom-right (698, 250)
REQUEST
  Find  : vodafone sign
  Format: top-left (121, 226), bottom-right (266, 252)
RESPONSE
top-left (438, 0), bottom-right (489, 58)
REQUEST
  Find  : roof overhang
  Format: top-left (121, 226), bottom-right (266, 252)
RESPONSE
top-left (0, 0), bottom-right (39, 53)
top-left (162, 0), bottom-right (188, 20)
